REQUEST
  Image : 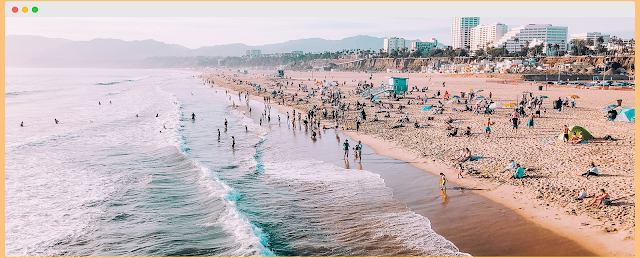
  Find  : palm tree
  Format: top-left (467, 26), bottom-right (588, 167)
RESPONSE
top-left (513, 38), bottom-right (520, 54)
top-left (553, 43), bottom-right (560, 57)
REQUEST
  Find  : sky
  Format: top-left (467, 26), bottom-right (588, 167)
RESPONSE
top-left (5, 17), bottom-right (635, 49)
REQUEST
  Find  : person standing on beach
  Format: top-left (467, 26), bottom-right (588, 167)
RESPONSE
top-left (510, 110), bottom-right (520, 133)
top-left (439, 173), bottom-right (447, 190)
top-left (343, 139), bottom-right (350, 159)
top-left (485, 118), bottom-right (491, 138)
top-left (562, 125), bottom-right (570, 142)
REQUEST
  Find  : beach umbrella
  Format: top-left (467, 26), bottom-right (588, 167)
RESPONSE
top-left (504, 103), bottom-right (516, 107)
top-left (568, 95), bottom-right (580, 98)
top-left (476, 99), bottom-right (484, 104)
top-left (489, 102), bottom-right (503, 109)
top-left (443, 94), bottom-right (451, 99)
top-left (601, 104), bottom-right (619, 112)
top-left (272, 90), bottom-right (277, 95)
top-left (475, 89), bottom-right (484, 93)
top-left (421, 105), bottom-right (434, 111)
top-left (372, 96), bottom-right (379, 101)
top-left (447, 98), bottom-right (458, 104)
top-left (472, 96), bottom-right (485, 100)
top-left (540, 95), bottom-right (549, 98)
top-left (451, 95), bottom-right (461, 99)
top-left (466, 89), bottom-right (474, 93)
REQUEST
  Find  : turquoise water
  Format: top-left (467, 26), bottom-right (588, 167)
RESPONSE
top-left (5, 68), bottom-right (468, 256)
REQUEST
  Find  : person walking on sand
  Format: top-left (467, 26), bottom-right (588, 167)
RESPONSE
top-left (343, 139), bottom-right (350, 159)
top-left (485, 118), bottom-right (491, 138)
top-left (526, 113), bottom-right (534, 128)
top-left (510, 109), bottom-right (520, 134)
top-left (439, 173), bottom-right (447, 190)
top-left (562, 125), bottom-right (570, 142)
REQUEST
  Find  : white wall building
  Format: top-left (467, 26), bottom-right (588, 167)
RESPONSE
top-left (571, 32), bottom-right (610, 44)
top-left (494, 24), bottom-right (568, 54)
top-left (470, 23), bottom-right (508, 51)
top-left (246, 49), bottom-right (262, 59)
top-left (383, 37), bottom-right (406, 52)
top-left (451, 17), bottom-right (480, 49)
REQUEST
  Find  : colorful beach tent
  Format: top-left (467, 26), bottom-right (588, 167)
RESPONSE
top-left (558, 126), bottom-right (594, 140)
top-left (615, 107), bottom-right (635, 123)
top-left (442, 94), bottom-right (451, 99)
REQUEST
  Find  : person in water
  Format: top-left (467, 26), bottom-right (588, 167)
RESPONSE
top-left (439, 172), bottom-right (447, 190)
top-left (156, 114), bottom-right (159, 117)
top-left (224, 119), bottom-right (228, 130)
top-left (356, 141), bottom-right (363, 161)
top-left (54, 118), bottom-right (59, 124)
top-left (20, 121), bottom-right (24, 127)
top-left (231, 136), bottom-right (235, 148)
top-left (217, 129), bottom-right (221, 141)
top-left (191, 113), bottom-right (196, 120)
top-left (343, 139), bottom-right (350, 159)
top-left (245, 125), bottom-right (248, 132)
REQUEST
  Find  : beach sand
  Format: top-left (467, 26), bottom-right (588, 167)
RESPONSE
top-left (203, 69), bottom-right (634, 256)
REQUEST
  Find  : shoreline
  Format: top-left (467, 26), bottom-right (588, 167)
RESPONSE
top-left (206, 71), bottom-right (634, 256)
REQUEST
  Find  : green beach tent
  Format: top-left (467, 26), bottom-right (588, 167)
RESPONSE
top-left (558, 126), bottom-right (594, 140)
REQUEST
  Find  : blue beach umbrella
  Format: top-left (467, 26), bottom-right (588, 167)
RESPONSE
top-left (601, 104), bottom-right (619, 112)
top-left (475, 89), bottom-right (484, 93)
top-left (372, 96), bottom-right (379, 101)
top-left (422, 105), bottom-right (434, 111)
top-left (473, 96), bottom-right (485, 100)
top-left (451, 95), bottom-right (461, 99)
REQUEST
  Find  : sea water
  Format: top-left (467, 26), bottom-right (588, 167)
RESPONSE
top-left (5, 68), bottom-right (468, 256)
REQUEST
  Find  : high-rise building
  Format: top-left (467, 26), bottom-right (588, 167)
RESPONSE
top-left (451, 17), bottom-right (480, 49)
top-left (494, 24), bottom-right (568, 54)
top-left (246, 49), bottom-right (262, 59)
top-left (383, 37), bottom-right (406, 52)
top-left (470, 23), bottom-right (508, 51)
top-left (571, 32), bottom-right (610, 44)
top-left (410, 38), bottom-right (438, 56)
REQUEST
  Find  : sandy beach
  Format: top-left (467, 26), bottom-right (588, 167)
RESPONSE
top-left (202, 69), bottom-right (635, 256)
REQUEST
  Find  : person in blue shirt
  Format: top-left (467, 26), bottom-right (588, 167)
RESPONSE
top-left (513, 164), bottom-right (524, 179)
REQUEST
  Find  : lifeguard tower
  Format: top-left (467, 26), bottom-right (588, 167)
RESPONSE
top-left (361, 76), bottom-right (408, 99)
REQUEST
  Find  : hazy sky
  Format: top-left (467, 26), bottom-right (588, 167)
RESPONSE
top-left (6, 17), bottom-right (635, 48)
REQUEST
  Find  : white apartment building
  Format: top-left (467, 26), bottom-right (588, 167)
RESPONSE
top-left (470, 23), bottom-right (508, 51)
top-left (451, 17), bottom-right (480, 49)
top-left (246, 49), bottom-right (262, 59)
top-left (494, 24), bottom-right (568, 54)
top-left (571, 32), bottom-right (610, 44)
top-left (383, 37), bottom-right (406, 52)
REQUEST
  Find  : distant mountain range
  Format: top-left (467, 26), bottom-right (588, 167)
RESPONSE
top-left (5, 35), bottom-right (445, 68)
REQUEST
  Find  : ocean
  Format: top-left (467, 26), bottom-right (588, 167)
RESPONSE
top-left (5, 68), bottom-right (469, 257)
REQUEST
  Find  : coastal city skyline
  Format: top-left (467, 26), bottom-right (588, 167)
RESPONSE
top-left (5, 17), bottom-right (635, 49)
